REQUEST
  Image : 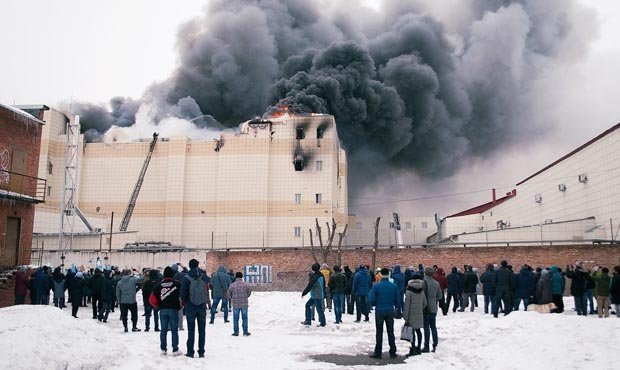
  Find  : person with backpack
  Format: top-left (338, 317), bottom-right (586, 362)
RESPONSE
top-left (180, 259), bottom-right (211, 358)
top-left (227, 271), bottom-right (252, 336)
top-left (210, 265), bottom-right (231, 324)
top-left (142, 269), bottom-right (160, 331)
top-left (149, 266), bottom-right (183, 356)
top-left (116, 269), bottom-right (142, 332)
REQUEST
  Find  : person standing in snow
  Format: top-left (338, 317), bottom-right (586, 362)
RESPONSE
top-left (320, 263), bottom-right (332, 312)
top-left (343, 265), bottom-right (353, 315)
top-left (228, 271), bottom-right (252, 336)
top-left (150, 266), bottom-right (182, 356)
top-left (99, 270), bottom-right (115, 322)
top-left (210, 265), bottom-right (231, 324)
top-left (13, 267), bottom-right (30, 305)
top-left (480, 264), bottom-right (497, 315)
top-left (34, 266), bottom-right (51, 305)
top-left (180, 259), bottom-right (211, 358)
top-left (459, 266), bottom-right (478, 312)
top-left (171, 262), bottom-right (189, 330)
top-left (446, 267), bottom-right (462, 313)
top-left (535, 269), bottom-right (553, 305)
top-left (89, 269), bottom-right (103, 319)
top-left (565, 264), bottom-right (588, 316)
top-left (493, 260), bottom-right (514, 317)
top-left (116, 269), bottom-right (142, 332)
top-left (142, 269), bottom-right (160, 331)
top-left (352, 265), bottom-right (371, 322)
top-left (368, 267), bottom-right (399, 359)
top-left (391, 265), bottom-right (405, 319)
top-left (591, 267), bottom-right (611, 318)
top-left (70, 272), bottom-right (86, 318)
top-left (403, 274), bottom-right (427, 357)
top-left (422, 267), bottom-right (443, 353)
top-left (329, 265), bottom-right (347, 324)
top-left (52, 267), bottom-right (66, 309)
top-left (432, 267), bottom-right (448, 316)
top-left (301, 262), bottom-right (326, 327)
top-left (513, 265), bottom-right (534, 311)
top-left (611, 266), bottom-right (620, 318)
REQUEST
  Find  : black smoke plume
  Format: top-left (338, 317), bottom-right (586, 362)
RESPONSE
top-left (74, 0), bottom-right (595, 196)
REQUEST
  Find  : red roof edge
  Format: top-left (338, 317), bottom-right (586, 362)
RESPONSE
top-left (446, 191), bottom-right (516, 218)
top-left (517, 122), bottom-right (620, 186)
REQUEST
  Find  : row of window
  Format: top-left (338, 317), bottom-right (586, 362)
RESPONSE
top-left (295, 193), bottom-right (322, 204)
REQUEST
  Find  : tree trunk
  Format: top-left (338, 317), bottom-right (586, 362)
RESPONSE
top-left (337, 224), bottom-right (348, 266)
top-left (372, 217), bottom-right (380, 273)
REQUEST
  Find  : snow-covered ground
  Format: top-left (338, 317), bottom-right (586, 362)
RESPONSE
top-left (1, 292), bottom-right (618, 370)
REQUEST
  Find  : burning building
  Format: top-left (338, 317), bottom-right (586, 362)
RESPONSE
top-left (28, 107), bottom-right (347, 254)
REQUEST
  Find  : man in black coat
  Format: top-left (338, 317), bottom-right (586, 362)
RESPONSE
top-left (88, 269), bottom-right (104, 319)
top-left (565, 265), bottom-right (588, 316)
top-left (343, 266), bottom-right (353, 315)
top-left (480, 264), bottom-right (496, 314)
top-left (493, 260), bottom-right (514, 317)
top-left (459, 266), bottom-right (479, 312)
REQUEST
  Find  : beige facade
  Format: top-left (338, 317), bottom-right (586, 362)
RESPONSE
top-left (32, 112), bottom-right (347, 250)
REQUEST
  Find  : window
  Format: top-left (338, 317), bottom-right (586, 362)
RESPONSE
top-left (405, 222), bottom-right (411, 229)
top-left (296, 127), bottom-right (305, 140)
top-left (294, 193), bottom-right (301, 204)
top-left (315, 193), bottom-right (322, 204)
top-left (47, 186), bottom-right (51, 197)
top-left (316, 160), bottom-right (323, 171)
top-left (294, 227), bottom-right (301, 237)
top-left (421, 222), bottom-right (428, 229)
top-left (389, 222), bottom-right (395, 229)
top-left (317, 127), bottom-right (324, 139)
top-left (47, 161), bottom-right (53, 175)
top-left (356, 222), bottom-right (362, 229)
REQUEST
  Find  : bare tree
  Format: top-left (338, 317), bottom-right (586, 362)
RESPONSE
top-left (308, 218), bottom-right (341, 265)
top-left (371, 217), bottom-right (381, 273)
top-left (337, 224), bottom-right (349, 266)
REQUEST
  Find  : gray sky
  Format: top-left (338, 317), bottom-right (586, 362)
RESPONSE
top-left (1, 0), bottom-right (619, 216)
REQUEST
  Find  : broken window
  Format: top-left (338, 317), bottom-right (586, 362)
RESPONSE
top-left (296, 127), bottom-right (305, 140)
top-left (317, 127), bottom-right (324, 139)
top-left (293, 155), bottom-right (304, 171)
top-left (315, 193), bottom-right (322, 204)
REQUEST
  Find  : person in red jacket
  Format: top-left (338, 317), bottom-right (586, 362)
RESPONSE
top-left (13, 267), bottom-right (30, 305)
top-left (433, 267), bottom-right (448, 315)
top-left (150, 266), bottom-right (183, 356)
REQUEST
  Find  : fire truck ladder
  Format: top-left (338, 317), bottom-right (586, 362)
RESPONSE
top-left (119, 132), bottom-right (158, 231)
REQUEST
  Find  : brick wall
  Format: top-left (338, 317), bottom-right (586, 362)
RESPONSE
top-left (206, 244), bottom-right (620, 290)
top-left (0, 107), bottom-right (43, 267)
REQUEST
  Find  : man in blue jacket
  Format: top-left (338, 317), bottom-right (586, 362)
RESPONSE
top-left (180, 259), bottom-right (211, 358)
top-left (368, 268), bottom-right (399, 359)
top-left (353, 265), bottom-right (372, 322)
top-left (391, 265), bottom-right (405, 319)
top-left (301, 263), bottom-right (326, 327)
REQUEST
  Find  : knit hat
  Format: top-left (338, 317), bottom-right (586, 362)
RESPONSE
top-left (541, 269), bottom-right (549, 276)
top-left (163, 266), bottom-right (175, 278)
top-left (189, 259), bottom-right (199, 269)
top-left (321, 263), bottom-right (328, 269)
top-left (311, 263), bottom-right (320, 272)
top-left (380, 268), bottom-right (390, 277)
top-left (424, 267), bottom-right (435, 277)
top-left (75, 272), bottom-right (84, 279)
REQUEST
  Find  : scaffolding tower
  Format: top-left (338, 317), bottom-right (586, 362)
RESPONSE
top-left (58, 115), bottom-right (80, 251)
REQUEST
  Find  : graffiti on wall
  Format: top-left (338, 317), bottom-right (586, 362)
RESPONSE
top-left (0, 148), bottom-right (10, 185)
top-left (243, 264), bottom-right (272, 284)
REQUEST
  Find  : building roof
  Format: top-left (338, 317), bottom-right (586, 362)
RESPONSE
top-left (517, 122), bottom-right (620, 186)
top-left (446, 192), bottom-right (516, 218)
top-left (0, 103), bottom-right (45, 125)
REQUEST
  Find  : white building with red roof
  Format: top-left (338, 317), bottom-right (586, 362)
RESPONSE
top-left (437, 122), bottom-right (620, 245)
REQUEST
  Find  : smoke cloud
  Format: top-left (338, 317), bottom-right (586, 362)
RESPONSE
top-left (74, 0), bottom-right (596, 201)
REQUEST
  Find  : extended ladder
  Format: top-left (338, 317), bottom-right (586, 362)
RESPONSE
top-left (119, 132), bottom-right (158, 231)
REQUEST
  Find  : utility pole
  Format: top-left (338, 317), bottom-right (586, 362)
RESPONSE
top-left (109, 211), bottom-right (114, 253)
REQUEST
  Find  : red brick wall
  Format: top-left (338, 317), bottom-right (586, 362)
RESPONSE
top-left (206, 244), bottom-right (620, 290)
top-left (0, 107), bottom-right (43, 267)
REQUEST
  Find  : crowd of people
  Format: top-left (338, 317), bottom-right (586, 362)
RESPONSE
top-left (11, 259), bottom-right (620, 360)
top-left (12, 259), bottom-right (252, 358)
top-left (300, 261), bottom-right (620, 358)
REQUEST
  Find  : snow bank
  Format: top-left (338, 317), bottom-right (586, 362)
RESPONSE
top-left (1, 293), bottom-right (619, 370)
top-left (0, 305), bottom-right (128, 369)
